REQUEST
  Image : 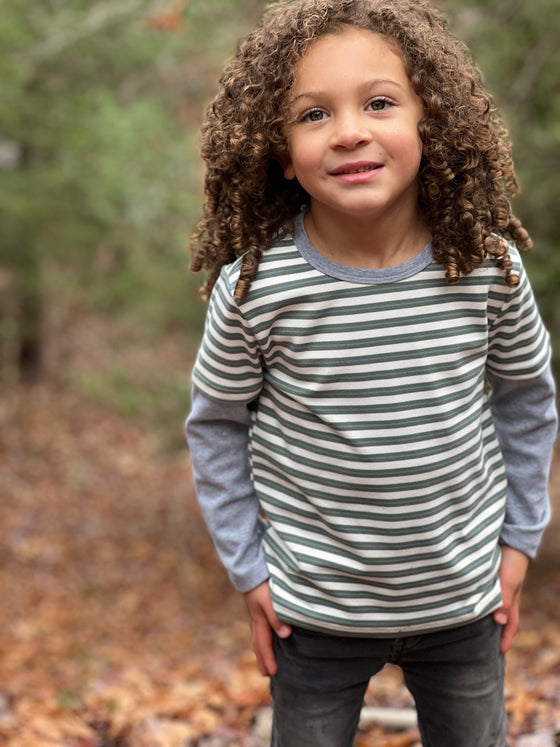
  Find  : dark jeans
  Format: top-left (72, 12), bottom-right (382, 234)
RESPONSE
top-left (270, 615), bottom-right (507, 747)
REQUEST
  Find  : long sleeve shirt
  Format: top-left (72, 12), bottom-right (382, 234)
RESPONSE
top-left (186, 214), bottom-right (557, 636)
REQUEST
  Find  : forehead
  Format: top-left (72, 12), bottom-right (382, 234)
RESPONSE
top-left (292, 27), bottom-right (408, 90)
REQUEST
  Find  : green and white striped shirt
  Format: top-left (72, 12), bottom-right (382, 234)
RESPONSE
top-left (191, 214), bottom-right (551, 635)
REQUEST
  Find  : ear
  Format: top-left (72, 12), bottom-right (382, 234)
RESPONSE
top-left (275, 139), bottom-right (295, 180)
top-left (284, 162), bottom-right (296, 181)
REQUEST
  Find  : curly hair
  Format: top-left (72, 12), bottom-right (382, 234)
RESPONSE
top-left (188, 0), bottom-right (531, 302)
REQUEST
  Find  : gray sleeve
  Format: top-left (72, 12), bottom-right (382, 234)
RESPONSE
top-left (487, 364), bottom-right (557, 558)
top-left (185, 385), bottom-right (269, 593)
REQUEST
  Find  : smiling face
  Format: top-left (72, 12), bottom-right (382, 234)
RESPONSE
top-left (284, 27), bottom-right (424, 229)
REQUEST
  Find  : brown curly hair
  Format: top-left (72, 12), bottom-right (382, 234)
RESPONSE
top-left (188, 0), bottom-right (531, 302)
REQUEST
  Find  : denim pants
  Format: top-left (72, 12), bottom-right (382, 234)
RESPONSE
top-left (270, 615), bottom-right (507, 747)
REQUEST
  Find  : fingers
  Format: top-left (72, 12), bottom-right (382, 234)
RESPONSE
top-left (251, 611), bottom-right (277, 676)
top-left (244, 581), bottom-right (292, 676)
top-left (494, 545), bottom-right (530, 653)
top-left (494, 602), bottom-right (519, 653)
top-left (493, 598), bottom-right (519, 654)
top-left (245, 580), bottom-right (292, 637)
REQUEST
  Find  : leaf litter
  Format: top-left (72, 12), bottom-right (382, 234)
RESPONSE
top-left (1, 384), bottom-right (559, 746)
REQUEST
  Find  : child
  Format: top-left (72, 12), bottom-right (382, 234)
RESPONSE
top-left (186, 0), bottom-right (557, 744)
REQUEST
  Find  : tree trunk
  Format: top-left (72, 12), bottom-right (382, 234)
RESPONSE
top-left (18, 283), bottom-right (43, 381)
top-left (16, 142), bottom-right (43, 382)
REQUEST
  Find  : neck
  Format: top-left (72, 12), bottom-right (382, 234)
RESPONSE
top-left (304, 206), bottom-right (431, 269)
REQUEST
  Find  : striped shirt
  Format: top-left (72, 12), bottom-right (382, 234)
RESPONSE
top-left (191, 213), bottom-right (551, 635)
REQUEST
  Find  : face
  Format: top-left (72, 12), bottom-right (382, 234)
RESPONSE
top-left (284, 27), bottom-right (424, 225)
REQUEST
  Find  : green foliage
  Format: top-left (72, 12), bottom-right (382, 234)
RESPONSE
top-left (1, 0), bottom-right (558, 417)
top-left (445, 0), bottom-right (560, 371)
top-left (0, 0), bottom-right (263, 388)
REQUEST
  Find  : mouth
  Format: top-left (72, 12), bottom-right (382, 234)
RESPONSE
top-left (329, 162), bottom-right (383, 177)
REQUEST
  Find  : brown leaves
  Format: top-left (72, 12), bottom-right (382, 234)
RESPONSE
top-left (1, 384), bottom-right (560, 746)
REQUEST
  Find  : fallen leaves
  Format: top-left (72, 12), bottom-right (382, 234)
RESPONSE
top-left (1, 383), bottom-right (559, 746)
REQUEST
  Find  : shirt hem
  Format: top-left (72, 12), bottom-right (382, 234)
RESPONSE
top-left (273, 603), bottom-right (503, 639)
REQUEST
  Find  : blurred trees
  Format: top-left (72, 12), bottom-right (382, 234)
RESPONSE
top-left (446, 0), bottom-right (560, 369)
top-left (0, 0), bottom-right (262, 382)
top-left (1, 0), bottom-right (558, 382)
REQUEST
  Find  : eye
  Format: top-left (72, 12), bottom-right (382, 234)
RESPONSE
top-left (367, 97), bottom-right (393, 112)
top-left (301, 108), bottom-right (327, 123)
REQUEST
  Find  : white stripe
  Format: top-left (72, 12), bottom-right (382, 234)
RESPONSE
top-left (192, 237), bottom-right (549, 634)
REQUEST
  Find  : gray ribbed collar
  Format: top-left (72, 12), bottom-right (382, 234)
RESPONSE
top-left (294, 211), bottom-right (434, 285)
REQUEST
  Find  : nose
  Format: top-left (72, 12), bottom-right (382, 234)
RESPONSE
top-left (329, 111), bottom-right (373, 150)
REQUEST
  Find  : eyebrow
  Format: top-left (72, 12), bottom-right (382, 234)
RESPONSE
top-left (289, 78), bottom-right (405, 106)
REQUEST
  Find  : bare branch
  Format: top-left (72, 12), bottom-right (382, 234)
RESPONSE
top-left (495, 0), bottom-right (526, 23)
top-left (21, 0), bottom-right (162, 66)
top-left (510, 31), bottom-right (559, 107)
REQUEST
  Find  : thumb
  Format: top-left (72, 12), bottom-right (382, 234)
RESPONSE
top-left (245, 581), bottom-right (292, 638)
top-left (493, 606), bottom-right (508, 626)
top-left (273, 619), bottom-right (292, 638)
top-left (266, 606), bottom-right (292, 639)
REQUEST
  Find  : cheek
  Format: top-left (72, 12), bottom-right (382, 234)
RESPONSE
top-left (284, 139), bottom-right (320, 181)
top-left (388, 127), bottom-right (423, 165)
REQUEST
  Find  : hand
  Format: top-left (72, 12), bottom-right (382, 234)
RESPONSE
top-left (244, 580), bottom-right (292, 676)
top-left (493, 545), bottom-right (530, 653)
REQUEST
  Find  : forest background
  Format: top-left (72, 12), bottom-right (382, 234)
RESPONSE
top-left (1, 1), bottom-right (559, 746)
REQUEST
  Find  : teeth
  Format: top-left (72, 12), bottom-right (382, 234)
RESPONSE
top-left (341, 166), bottom-right (374, 174)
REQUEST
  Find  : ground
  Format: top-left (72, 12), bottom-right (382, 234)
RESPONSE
top-left (1, 381), bottom-right (559, 747)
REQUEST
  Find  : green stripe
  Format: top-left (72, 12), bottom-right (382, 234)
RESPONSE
top-left (192, 236), bottom-right (547, 634)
